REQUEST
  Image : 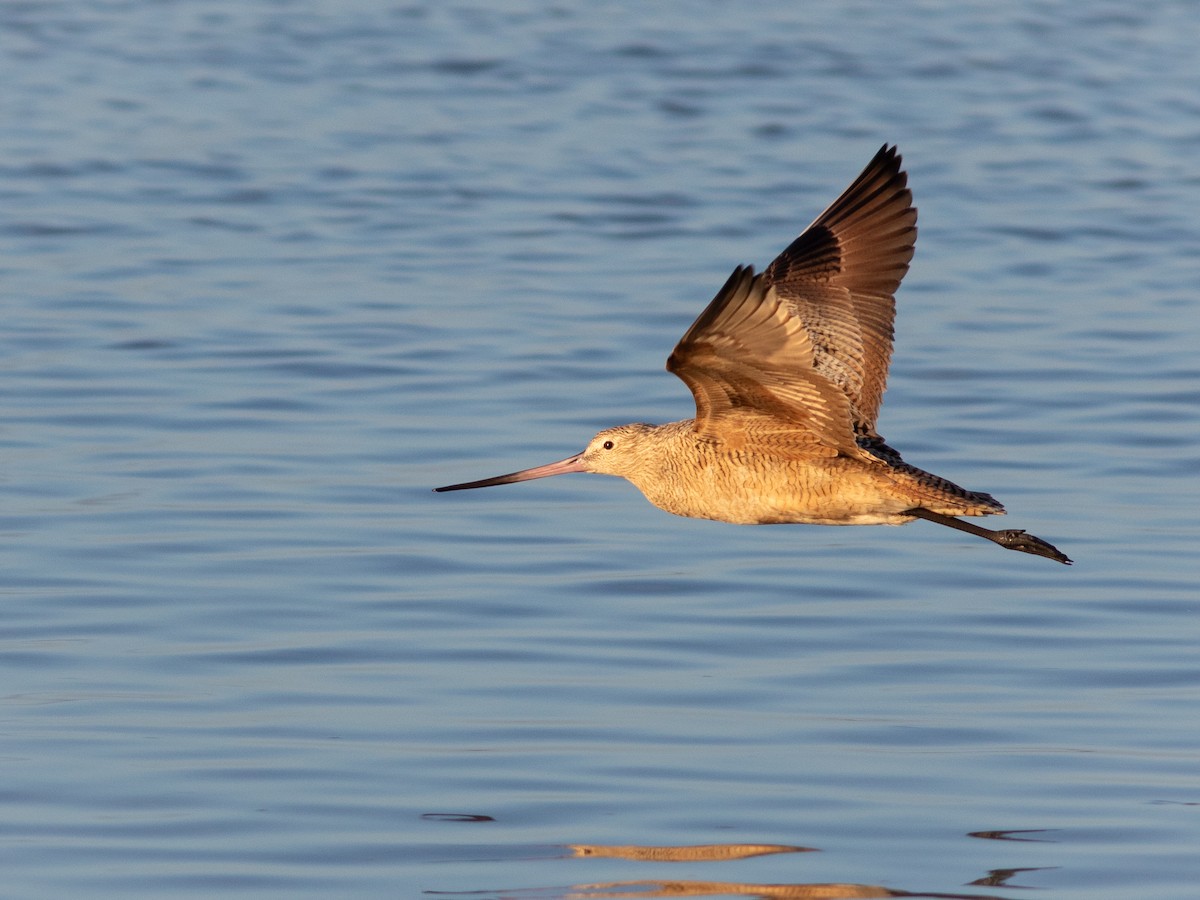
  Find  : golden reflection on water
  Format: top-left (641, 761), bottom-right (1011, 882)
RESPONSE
top-left (568, 843), bottom-right (812, 861)
top-left (562, 880), bottom-right (1015, 899)
top-left (564, 879), bottom-right (902, 898)
top-left (548, 842), bottom-right (1016, 899)
top-left (428, 839), bottom-right (1031, 898)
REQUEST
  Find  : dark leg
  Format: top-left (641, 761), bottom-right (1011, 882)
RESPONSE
top-left (907, 508), bottom-right (1072, 565)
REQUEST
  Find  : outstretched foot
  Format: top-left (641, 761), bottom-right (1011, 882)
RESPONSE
top-left (908, 508), bottom-right (1072, 565)
top-left (991, 529), bottom-right (1073, 565)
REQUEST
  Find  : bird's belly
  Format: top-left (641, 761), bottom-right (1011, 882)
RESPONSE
top-left (636, 459), bottom-right (916, 526)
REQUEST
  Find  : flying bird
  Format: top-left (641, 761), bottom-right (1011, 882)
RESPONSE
top-left (436, 145), bottom-right (1070, 564)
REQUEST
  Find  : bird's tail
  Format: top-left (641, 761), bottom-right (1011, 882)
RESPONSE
top-left (860, 435), bottom-right (1006, 517)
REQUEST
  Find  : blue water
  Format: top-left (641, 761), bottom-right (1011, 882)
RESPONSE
top-left (2, 2), bottom-right (1198, 897)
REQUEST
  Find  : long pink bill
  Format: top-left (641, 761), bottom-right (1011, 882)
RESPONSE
top-left (434, 451), bottom-right (587, 492)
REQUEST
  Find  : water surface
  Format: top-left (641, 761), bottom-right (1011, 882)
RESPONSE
top-left (2, 1), bottom-right (1198, 897)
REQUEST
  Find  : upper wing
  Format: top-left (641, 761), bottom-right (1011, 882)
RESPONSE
top-left (762, 144), bottom-right (917, 435)
top-left (666, 265), bottom-right (860, 459)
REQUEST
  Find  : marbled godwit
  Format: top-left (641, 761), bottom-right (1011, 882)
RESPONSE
top-left (436, 145), bottom-right (1070, 564)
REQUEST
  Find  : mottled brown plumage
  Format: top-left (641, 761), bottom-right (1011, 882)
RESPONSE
top-left (436, 145), bottom-right (1070, 564)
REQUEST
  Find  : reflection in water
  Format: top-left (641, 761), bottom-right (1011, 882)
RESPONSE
top-left (967, 829), bottom-right (1057, 843)
top-left (569, 843), bottom-right (812, 861)
top-left (967, 867), bottom-right (1057, 888)
top-left (442, 880), bottom-right (1014, 899)
top-left (565, 880), bottom-right (905, 898)
top-left (429, 840), bottom-right (1025, 899)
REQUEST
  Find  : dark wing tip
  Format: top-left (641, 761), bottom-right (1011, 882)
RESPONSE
top-left (764, 144), bottom-right (916, 296)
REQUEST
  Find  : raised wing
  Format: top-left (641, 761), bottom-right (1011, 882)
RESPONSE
top-left (763, 144), bottom-right (917, 435)
top-left (666, 265), bottom-right (860, 458)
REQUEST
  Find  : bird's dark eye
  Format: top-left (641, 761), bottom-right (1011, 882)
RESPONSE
top-left (603, 440), bottom-right (614, 450)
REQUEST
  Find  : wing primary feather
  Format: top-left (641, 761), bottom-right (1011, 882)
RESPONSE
top-left (762, 145), bottom-right (917, 433)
